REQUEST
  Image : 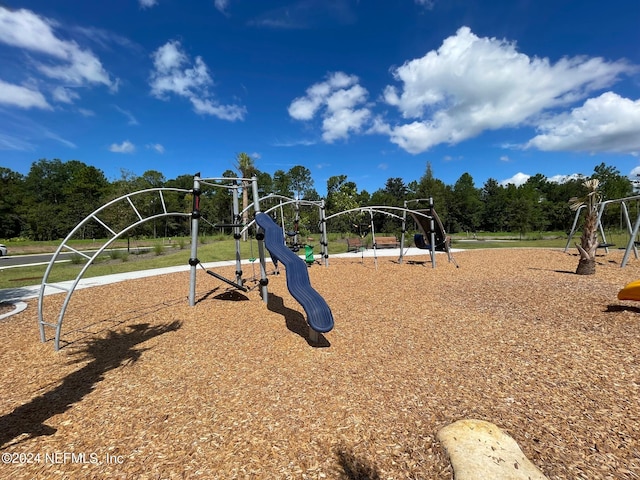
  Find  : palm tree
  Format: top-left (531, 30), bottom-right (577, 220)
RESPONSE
top-left (235, 153), bottom-right (257, 241)
top-left (569, 179), bottom-right (601, 275)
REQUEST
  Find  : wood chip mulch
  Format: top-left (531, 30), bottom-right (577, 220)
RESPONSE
top-left (1, 248), bottom-right (639, 479)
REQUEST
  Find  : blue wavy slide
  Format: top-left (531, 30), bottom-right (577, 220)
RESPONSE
top-left (255, 213), bottom-right (334, 333)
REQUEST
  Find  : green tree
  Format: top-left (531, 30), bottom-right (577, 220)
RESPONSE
top-left (326, 175), bottom-right (360, 233)
top-left (0, 167), bottom-right (25, 239)
top-left (449, 173), bottom-right (482, 233)
top-left (288, 165), bottom-right (314, 200)
top-left (591, 163), bottom-right (633, 230)
top-left (591, 163), bottom-right (632, 201)
top-left (506, 183), bottom-right (546, 239)
top-left (481, 178), bottom-right (508, 232)
top-left (235, 153), bottom-right (257, 240)
top-left (21, 159), bottom-right (109, 240)
top-left (273, 169), bottom-right (293, 198)
top-left (414, 162), bottom-right (449, 225)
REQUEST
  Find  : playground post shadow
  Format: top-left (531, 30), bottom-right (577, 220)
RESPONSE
top-left (0, 320), bottom-right (181, 449)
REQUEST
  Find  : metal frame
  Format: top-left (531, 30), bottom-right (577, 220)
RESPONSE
top-left (38, 188), bottom-right (191, 350)
top-left (324, 205), bottom-right (431, 267)
top-left (564, 194), bottom-right (640, 267)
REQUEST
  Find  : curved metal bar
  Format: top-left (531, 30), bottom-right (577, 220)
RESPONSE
top-left (41, 212), bottom-right (190, 350)
top-left (38, 187), bottom-right (191, 350)
top-left (324, 206), bottom-right (431, 222)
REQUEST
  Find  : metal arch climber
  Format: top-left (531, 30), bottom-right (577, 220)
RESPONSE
top-left (324, 204), bottom-right (455, 268)
top-left (38, 187), bottom-right (192, 351)
top-left (255, 193), bottom-right (329, 267)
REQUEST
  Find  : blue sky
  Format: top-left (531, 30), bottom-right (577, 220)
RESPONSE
top-left (1, 0), bottom-right (639, 195)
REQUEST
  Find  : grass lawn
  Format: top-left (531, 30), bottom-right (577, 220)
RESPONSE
top-left (2, 230), bottom-right (633, 289)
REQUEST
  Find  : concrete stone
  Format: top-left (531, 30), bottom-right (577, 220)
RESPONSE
top-left (437, 419), bottom-right (548, 480)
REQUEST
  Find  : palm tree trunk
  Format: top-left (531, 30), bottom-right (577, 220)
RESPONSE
top-left (576, 257), bottom-right (596, 275)
top-left (575, 211), bottom-right (598, 275)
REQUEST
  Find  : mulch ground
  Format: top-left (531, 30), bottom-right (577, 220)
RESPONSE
top-left (0, 248), bottom-right (639, 479)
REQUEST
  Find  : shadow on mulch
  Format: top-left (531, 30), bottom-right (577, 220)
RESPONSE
top-left (605, 304), bottom-right (640, 314)
top-left (57, 297), bottom-right (185, 349)
top-left (526, 267), bottom-right (576, 274)
top-left (212, 290), bottom-right (249, 301)
top-left (197, 286), bottom-right (250, 304)
top-left (0, 320), bottom-right (181, 450)
top-left (335, 444), bottom-right (381, 480)
top-left (267, 293), bottom-right (330, 348)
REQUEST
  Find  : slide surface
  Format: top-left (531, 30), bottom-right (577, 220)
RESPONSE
top-left (617, 279), bottom-right (640, 301)
top-left (255, 213), bottom-right (334, 333)
top-left (409, 208), bottom-right (448, 252)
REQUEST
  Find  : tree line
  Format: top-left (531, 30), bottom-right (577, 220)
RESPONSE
top-left (0, 157), bottom-right (633, 241)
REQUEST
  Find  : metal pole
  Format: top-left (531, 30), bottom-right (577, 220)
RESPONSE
top-left (252, 177), bottom-right (269, 302)
top-left (620, 201), bottom-right (638, 260)
top-left (370, 210), bottom-right (378, 270)
top-left (429, 197), bottom-right (436, 268)
top-left (596, 202), bottom-right (609, 253)
top-left (232, 181), bottom-right (243, 286)
top-left (320, 200), bottom-right (329, 267)
top-left (188, 173), bottom-right (201, 306)
top-left (399, 200), bottom-right (407, 264)
top-left (564, 204), bottom-right (585, 252)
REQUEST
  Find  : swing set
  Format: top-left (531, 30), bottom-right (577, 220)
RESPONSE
top-left (565, 194), bottom-right (640, 267)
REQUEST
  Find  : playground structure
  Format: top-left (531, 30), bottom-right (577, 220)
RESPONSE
top-left (399, 198), bottom-right (457, 268)
top-left (37, 187), bottom-right (192, 351)
top-left (323, 201), bottom-right (456, 268)
top-left (565, 194), bottom-right (640, 267)
top-left (257, 193), bottom-right (329, 266)
top-left (37, 173), bottom-right (453, 350)
top-left (38, 175), bottom-right (334, 350)
top-left (618, 279), bottom-right (640, 301)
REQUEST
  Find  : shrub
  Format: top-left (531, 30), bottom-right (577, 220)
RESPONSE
top-left (153, 243), bottom-right (164, 256)
top-left (70, 254), bottom-right (83, 265)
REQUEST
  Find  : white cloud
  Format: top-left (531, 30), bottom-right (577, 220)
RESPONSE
top-left (629, 167), bottom-right (640, 179)
top-left (214, 0), bottom-right (229, 14)
top-left (149, 40), bottom-right (246, 121)
top-left (500, 155), bottom-right (510, 162)
top-left (147, 143), bottom-right (165, 153)
top-left (139, 0), bottom-right (158, 8)
top-left (526, 92), bottom-right (640, 154)
top-left (52, 86), bottom-right (80, 104)
top-left (190, 97), bottom-right (246, 121)
top-left (548, 173), bottom-right (584, 184)
top-left (0, 7), bottom-right (116, 92)
top-left (415, 0), bottom-right (435, 9)
top-left (382, 26), bottom-right (631, 154)
top-left (114, 105), bottom-right (139, 126)
top-left (500, 172), bottom-right (530, 186)
top-left (248, 1), bottom-right (356, 29)
top-left (109, 140), bottom-right (135, 153)
top-left (0, 132), bottom-right (35, 151)
top-left (288, 71), bottom-right (372, 142)
top-left (0, 79), bottom-right (51, 109)
top-left (44, 130), bottom-right (76, 148)
top-left (271, 138), bottom-right (317, 147)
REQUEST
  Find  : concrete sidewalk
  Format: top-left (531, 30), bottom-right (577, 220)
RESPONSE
top-left (0, 247), bottom-right (458, 303)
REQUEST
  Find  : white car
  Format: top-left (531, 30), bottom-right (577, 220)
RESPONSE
top-left (0, 244), bottom-right (7, 256)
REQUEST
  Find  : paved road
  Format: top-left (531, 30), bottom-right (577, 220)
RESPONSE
top-left (0, 251), bottom-right (80, 268)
